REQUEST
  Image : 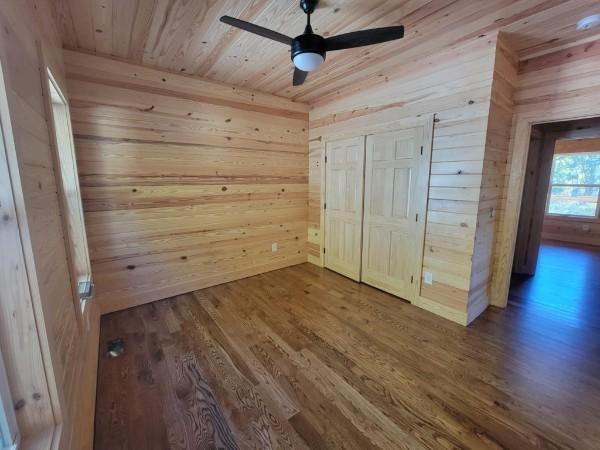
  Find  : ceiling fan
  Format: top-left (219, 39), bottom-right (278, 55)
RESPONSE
top-left (220, 0), bottom-right (404, 86)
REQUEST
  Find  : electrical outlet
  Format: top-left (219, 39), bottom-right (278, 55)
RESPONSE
top-left (423, 271), bottom-right (433, 285)
top-left (271, 242), bottom-right (278, 252)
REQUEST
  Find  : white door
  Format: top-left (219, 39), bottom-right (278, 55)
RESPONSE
top-left (361, 127), bottom-right (429, 302)
top-left (324, 136), bottom-right (366, 281)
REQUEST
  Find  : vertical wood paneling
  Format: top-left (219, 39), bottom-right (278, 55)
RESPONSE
top-left (0, 69), bottom-right (55, 437)
top-left (64, 50), bottom-right (310, 314)
top-left (307, 137), bottom-right (323, 266)
top-left (0, 0), bottom-right (100, 448)
top-left (0, 0), bottom-right (70, 437)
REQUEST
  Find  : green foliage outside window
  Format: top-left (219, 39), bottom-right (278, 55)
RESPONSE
top-left (547, 151), bottom-right (600, 217)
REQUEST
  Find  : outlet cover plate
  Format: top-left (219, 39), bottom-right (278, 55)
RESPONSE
top-left (423, 271), bottom-right (433, 285)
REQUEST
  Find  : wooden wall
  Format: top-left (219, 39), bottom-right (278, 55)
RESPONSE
top-left (554, 137), bottom-right (600, 154)
top-left (0, 1), bottom-right (99, 448)
top-left (491, 37), bottom-right (600, 307)
top-left (543, 217), bottom-right (600, 246)
top-left (515, 39), bottom-right (600, 119)
top-left (512, 127), bottom-right (548, 275)
top-left (64, 50), bottom-right (310, 314)
top-left (309, 34), bottom-right (505, 325)
top-left (469, 36), bottom-right (518, 323)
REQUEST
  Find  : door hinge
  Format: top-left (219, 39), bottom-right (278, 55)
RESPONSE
top-left (415, 213), bottom-right (419, 222)
top-left (323, 247), bottom-right (326, 254)
top-left (420, 145), bottom-right (423, 155)
top-left (78, 280), bottom-right (94, 301)
top-left (410, 275), bottom-right (414, 284)
top-left (325, 155), bottom-right (328, 163)
top-left (324, 202), bottom-right (327, 210)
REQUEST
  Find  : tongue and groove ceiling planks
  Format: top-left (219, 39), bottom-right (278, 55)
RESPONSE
top-left (54, 0), bottom-right (600, 103)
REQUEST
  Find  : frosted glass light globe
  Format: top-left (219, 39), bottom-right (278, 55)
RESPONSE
top-left (577, 14), bottom-right (600, 30)
top-left (293, 52), bottom-right (324, 71)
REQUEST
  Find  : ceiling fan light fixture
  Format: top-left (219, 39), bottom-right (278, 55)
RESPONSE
top-left (291, 31), bottom-right (326, 72)
top-left (576, 14), bottom-right (600, 30)
top-left (293, 52), bottom-right (325, 71)
top-left (220, 0), bottom-right (405, 87)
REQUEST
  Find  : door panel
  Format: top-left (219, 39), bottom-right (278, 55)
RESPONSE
top-left (392, 168), bottom-right (411, 218)
top-left (324, 136), bottom-right (365, 281)
top-left (362, 128), bottom-right (425, 301)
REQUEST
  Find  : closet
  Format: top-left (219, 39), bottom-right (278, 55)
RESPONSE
top-left (323, 136), bottom-right (366, 281)
top-left (323, 122), bottom-right (432, 303)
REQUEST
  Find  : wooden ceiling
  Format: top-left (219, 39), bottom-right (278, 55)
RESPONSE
top-left (54, 0), bottom-right (600, 103)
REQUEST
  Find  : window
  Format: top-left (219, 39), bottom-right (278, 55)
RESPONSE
top-left (46, 70), bottom-right (94, 310)
top-left (546, 151), bottom-right (600, 218)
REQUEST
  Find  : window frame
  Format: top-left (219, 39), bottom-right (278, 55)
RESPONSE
top-left (545, 150), bottom-right (600, 220)
top-left (44, 69), bottom-right (94, 319)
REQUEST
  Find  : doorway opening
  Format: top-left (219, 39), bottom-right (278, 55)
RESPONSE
top-left (510, 117), bottom-right (600, 325)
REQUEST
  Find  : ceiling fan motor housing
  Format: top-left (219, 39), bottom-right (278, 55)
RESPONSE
top-left (291, 33), bottom-right (326, 63)
top-left (220, 0), bottom-right (404, 84)
top-left (300, 0), bottom-right (318, 14)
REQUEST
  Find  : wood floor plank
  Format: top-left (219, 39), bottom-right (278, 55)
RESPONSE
top-left (95, 246), bottom-right (600, 449)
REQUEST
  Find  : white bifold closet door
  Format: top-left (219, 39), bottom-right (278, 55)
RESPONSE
top-left (361, 128), bottom-right (426, 302)
top-left (323, 136), bottom-right (366, 281)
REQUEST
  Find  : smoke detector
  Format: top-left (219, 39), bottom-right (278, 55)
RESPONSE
top-left (576, 14), bottom-right (600, 31)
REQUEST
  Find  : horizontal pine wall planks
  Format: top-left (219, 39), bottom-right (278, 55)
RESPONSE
top-left (491, 37), bottom-right (600, 307)
top-left (64, 50), bottom-right (310, 313)
top-left (309, 34), bottom-right (502, 325)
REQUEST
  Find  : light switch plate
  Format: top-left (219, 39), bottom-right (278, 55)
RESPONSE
top-left (423, 271), bottom-right (433, 285)
top-left (271, 242), bottom-right (278, 252)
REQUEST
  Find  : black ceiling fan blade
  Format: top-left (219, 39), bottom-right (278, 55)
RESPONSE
top-left (325, 26), bottom-right (404, 51)
top-left (293, 68), bottom-right (308, 86)
top-left (220, 16), bottom-right (293, 45)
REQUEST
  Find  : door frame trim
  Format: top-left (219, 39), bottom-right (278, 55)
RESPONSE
top-left (412, 117), bottom-right (435, 302)
top-left (492, 110), bottom-right (600, 308)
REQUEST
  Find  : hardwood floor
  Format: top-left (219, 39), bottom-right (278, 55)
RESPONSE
top-left (510, 240), bottom-right (600, 328)
top-left (95, 261), bottom-right (600, 449)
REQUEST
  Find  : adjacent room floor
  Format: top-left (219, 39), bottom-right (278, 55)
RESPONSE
top-left (94, 252), bottom-right (600, 449)
top-left (510, 240), bottom-right (600, 329)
